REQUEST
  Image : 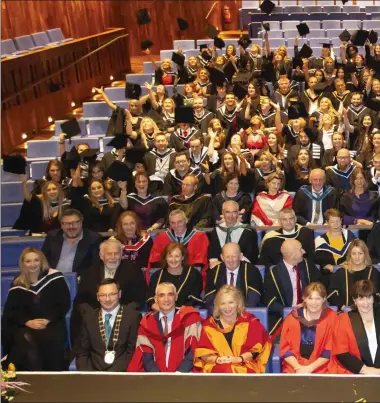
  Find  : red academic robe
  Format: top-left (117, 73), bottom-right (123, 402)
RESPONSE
top-left (280, 307), bottom-right (337, 374)
top-left (193, 312), bottom-right (272, 373)
top-left (251, 191), bottom-right (293, 226)
top-left (127, 306), bottom-right (201, 372)
top-left (146, 230), bottom-right (209, 286)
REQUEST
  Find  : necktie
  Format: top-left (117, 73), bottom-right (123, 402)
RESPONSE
top-left (225, 228), bottom-right (232, 244)
top-left (163, 315), bottom-right (169, 352)
top-left (183, 131), bottom-right (188, 138)
top-left (292, 266), bottom-right (302, 305)
top-left (104, 313), bottom-right (112, 346)
top-left (229, 272), bottom-right (235, 286)
top-left (313, 191), bottom-right (322, 224)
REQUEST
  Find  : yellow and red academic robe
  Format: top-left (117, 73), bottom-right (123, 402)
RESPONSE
top-left (193, 312), bottom-right (272, 373)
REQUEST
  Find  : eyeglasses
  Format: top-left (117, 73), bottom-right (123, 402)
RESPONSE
top-left (98, 292), bottom-right (119, 299)
top-left (61, 220), bottom-right (81, 227)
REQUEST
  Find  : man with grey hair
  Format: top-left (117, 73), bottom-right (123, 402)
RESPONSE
top-left (128, 282), bottom-right (202, 372)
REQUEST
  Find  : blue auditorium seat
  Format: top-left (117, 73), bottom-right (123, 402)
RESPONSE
top-left (64, 136), bottom-right (101, 152)
top-left (1, 238), bottom-right (45, 267)
top-left (55, 118), bottom-right (87, 136)
top-left (31, 32), bottom-right (56, 47)
top-left (114, 100), bottom-right (129, 110)
top-left (183, 49), bottom-right (200, 58)
top-left (1, 181), bottom-right (33, 203)
top-left (304, 6), bottom-right (322, 14)
top-left (343, 5), bottom-right (361, 13)
top-left (30, 160), bottom-right (50, 180)
top-left (363, 20), bottom-right (380, 30)
top-left (309, 30), bottom-right (326, 38)
top-left (242, 0), bottom-right (259, 7)
top-left (196, 39), bottom-right (213, 47)
top-left (1, 276), bottom-right (14, 307)
top-left (366, 5), bottom-right (380, 14)
top-left (1, 230), bottom-right (26, 237)
top-left (271, 345), bottom-right (281, 373)
top-left (284, 6), bottom-right (303, 14)
top-left (342, 20), bottom-right (362, 29)
top-left (64, 272), bottom-right (78, 303)
top-left (160, 50), bottom-right (175, 60)
top-left (264, 20), bottom-right (280, 30)
top-left (46, 28), bottom-right (73, 43)
top-left (256, 265), bottom-right (266, 281)
top-left (125, 74), bottom-right (153, 86)
top-left (322, 6), bottom-right (342, 14)
top-left (250, 38), bottom-right (263, 46)
top-left (1, 166), bottom-right (22, 183)
top-left (246, 307), bottom-right (268, 331)
top-left (287, 38), bottom-right (308, 48)
top-left (27, 139), bottom-right (60, 159)
top-left (248, 22), bottom-right (262, 38)
top-left (282, 21), bottom-right (301, 31)
top-left (311, 47), bottom-right (322, 57)
top-left (284, 30), bottom-right (299, 39)
top-left (173, 40), bottom-right (195, 51)
top-left (88, 119), bottom-right (109, 136)
top-left (304, 21), bottom-right (321, 30)
top-left (1, 203), bottom-right (22, 228)
top-left (143, 61), bottom-right (158, 74)
top-left (104, 87), bottom-right (125, 101)
top-left (310, 38), bottom-right (326, 47)
top-left (1, 39), bottom-right (26, 57)
top-left (14, 35), bottom-right (45, 51)
top-left (268, 39), bottom-right (286, 48)
top-left (266, 30), bottom-right (283, 39)
top-left (83, 102), bottom-right (112, 118)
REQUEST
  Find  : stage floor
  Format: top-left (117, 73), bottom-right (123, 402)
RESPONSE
top-left (15, 372), bottom-right (380, 402)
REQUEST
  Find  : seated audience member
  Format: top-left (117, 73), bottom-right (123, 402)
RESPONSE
top-left (163, 151), bottom-right (204, 196)
top-left (366, 152), bottom-right (380, 193)
top-left (14, 175), bottom-right (71, 234)
top-left (128, 282), bottom-right (202, 372)
top-left (280, 283), bottom-right (337, 374)
top-left (327, 240), bottom-right (380, 309)
top-left (212, 172), bottom-right (252, 224)
top-left (330, 280), bottom-right (380, 374)
top-left (205, 243), bottom-right (263, 313)
top-left (169, 175), bottom-right (213, 229)
top-left (188, 134), bottom-right (215, 170)
top-left (42, 209), bottom-right (102, 276)
top-left (251, 151), bottom-right (278, 194)
top-left (75, 238), bottom-right (146, 310)
top-left (326, 148), bottom-right (357, 194)
top-left (360, 132), bottom-right (380, 170)
top-left (194, 285), bottom-right (272, 373)
top-left (340, 168), bottom-right (380, 226)
top-left (283, 149), bottom-right (316, 192)
top-left (71, 167), bottom-right (127, 232)
top-left (293, 169), bottom-right (338, 225)
top-left (76, 279), bottom-right (141, 371)
top-left (251, 171), bottom-right (292, 226)
top-left (315, 209), bottom-right (357, 275)
top-left (2, 248), bottom-right (70, 371)
top-left (287, 130), bottom-right (324, 168)
top-left (125, 173), bottom-right (168, 231)
top-left (147, 242), bottom-right (203, 309)
top-left (259, 208), bottom-right (315, 267)
top-left (264, 239), bottom-right (322, 336)
top-left (115, 211), bottom-right (153, 268)
top-left (32, 159), bottom-right (70, 197)
top-left (147, 209), bottom-right (209, 282)
top-left (209, 200), bottom-right (258, 266)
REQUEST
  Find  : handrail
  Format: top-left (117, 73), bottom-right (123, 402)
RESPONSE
top-left (2, 32), bottom-right (129, 105)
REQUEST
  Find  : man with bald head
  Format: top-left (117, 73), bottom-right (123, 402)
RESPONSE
top-left (293, 168), bottom-right (338, 225)
top-left (326, 148), bottom-right (356, 194)
top-left (169, 175), bottom-right (213, 229)
top-left (209, 200), bottom-right (258, 267)
top-left (205, 242), bottom-right (263, 313)
top-left (263, 239), bottom-right (321, 335)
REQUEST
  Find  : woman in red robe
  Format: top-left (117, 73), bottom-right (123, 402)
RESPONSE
top-left (280, 282), bottom-right (337, 374)
top-left (330, 280), bottom-right (380, 375)
top-left (193, 285), bottom-right (272, 373)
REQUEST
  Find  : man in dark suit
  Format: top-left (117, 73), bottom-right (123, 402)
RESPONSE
top-left (205, 243), bottom-right (263, 313)
top-left (263, 239), bottom-right (322, 336)
top-left (76, 278), bottom-right (141, 371)
top-left (42, 209), bottom-right (102, 276)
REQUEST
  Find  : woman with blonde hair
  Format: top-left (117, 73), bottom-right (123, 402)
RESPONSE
top-left (327, 239), bottom-right (380, 308)
top-left (135, 116), bottom-right (160, 149)
top-left (194, 285), bottom-right (272, 373)
top-left (310, 97), bottom-right (341, 130)
top-left (243, 115), bottom-right (268, 156)
top-left (280, 282), bottom-right (337, 374)
top-left (195, 68), bottom-right (211, 97)
top-left (2, 247), bottom-right (70, 370)
top-left (143, 47), bottom-right (177, 85)
top-left (14, 176), bottom-right (70, 234)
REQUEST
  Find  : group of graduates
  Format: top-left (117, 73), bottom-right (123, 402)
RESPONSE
top-left (2, 12), bottom-right (380, 376)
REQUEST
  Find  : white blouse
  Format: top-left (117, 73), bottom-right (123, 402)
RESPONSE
top-left (365, 320), bottom-right (378, 363)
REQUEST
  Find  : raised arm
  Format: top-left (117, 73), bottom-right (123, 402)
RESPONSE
top-left (271, 101), bottom-right (284, 133)
top-left (19, 174), bottom-right (32, 202)
top-left (118, 181), bottom-right (128, 209)
top-left (93, 86), bottom-right (117, 111)
top-left (143, 48), bottom-right (159, 70)
top-left (340, 42), bottom-right (348, 64)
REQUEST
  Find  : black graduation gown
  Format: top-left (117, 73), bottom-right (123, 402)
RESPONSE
top-left (209, 170), bottom-right (254, 196)
top-left (193, 110), bottom-right (214, 135)
top-left (120, 234), bottom-right (154, 268)
top-left (327, 266), bottom-right (380, 308)
top-left (212, 191), bottom-right (252, 224)
top-left (146, 266), bottom-right (203, 308)
top-left (163, 167), bottom-right (205, 196)
top-left (1, 271), bottom-right (70, 371)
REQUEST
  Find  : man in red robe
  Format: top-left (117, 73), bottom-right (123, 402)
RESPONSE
top-left (127, 282), bottom-right (202, 372)
top-left (146, 209), bottom-right (209, 284)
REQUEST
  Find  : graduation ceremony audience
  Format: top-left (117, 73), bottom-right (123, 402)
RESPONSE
top-left (4, 1), bottom-right (380, 376)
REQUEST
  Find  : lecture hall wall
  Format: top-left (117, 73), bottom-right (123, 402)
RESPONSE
top-left (1, 0), bottom-right (242, 57)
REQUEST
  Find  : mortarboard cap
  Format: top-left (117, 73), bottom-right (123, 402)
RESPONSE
top-left (60, 118), bottom-right (81, 140)
top-left (260, 0), bottom-right (275, 15)
top-left (296, 23), bottom-right (310, 37)
top-left (299, 44), bottom-right (313, 59)
top-left (233, 83), bottom-right (248, 100)
top-left (339, 29), bottom-right (351, 42)
top-left (80, 148), bottom-right (98, 160)
top-left (124, 147), bottom-right (148, 164)
top-left (104, 161), bottom-right (132, 182)
top-left (172, 51), bottom-right (185, 67)
top-left (137, 8), bottom-right (151, 25)
top-left (200, 49), bottom-right (212, 61)
top-left (106, 135), bottom-right (129, 150)
top-left (2, 154), bottom-right (26, 175)
top-left (177, 17), bottom-right (189, 31)
top-left (175, 106), bottom-right (195, 124)
top-left (293, 57), bottom-right (303, 69)
top-left (341, 0), bottom-right (349, 4)
top-left (208, 67), bottom-right (227, 87)
top-left (369, 30), bottom-right (378, 45)
top-left (199, 44), bottom-right (208, 51)
top-left (345, 62), bottom-right (357, 74)
top-left (233, 71), bottom-right (254, 83)
top-left (206, 24), bottom-right (220, 39)
top-left (288, 101), bottom-right (308, 120)
top-left (351, 29), bottom-right (369, 47)
top-left (366, 97), bottom-right (380, 112)
top-left (238, 34), bottom-right (252, 49)
top-left (125, 82), bottom-right (142, 100)
top-left (262, 22), bottom-right (270, 32)
top-left (321, 43), bottom-right (332, 49)
top-left (223, 61), bottom-right (236, 82)
top-left (314, 81), bottom-right (329, 95)
top-left (141, 40), bottom-right (154, 51)
top-left (214, 37), bottom-right (226, 50)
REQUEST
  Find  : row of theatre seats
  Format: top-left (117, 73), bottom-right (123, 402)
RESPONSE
top-left (1, 28), bottom-right (73, 57)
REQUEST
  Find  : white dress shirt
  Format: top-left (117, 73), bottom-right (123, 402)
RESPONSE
top-left (101, 304), bottom-right (120, 332)
top-left (159, 309), bottom-right (175, 367)
top-left (226, 266), bottom-right (239, 287)
top-left (365, 320), bottom-right (378, 364)
top-left (310, 189), bottom-right (324, 225)
top-left (283, 260), bottom-right (298, 307)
